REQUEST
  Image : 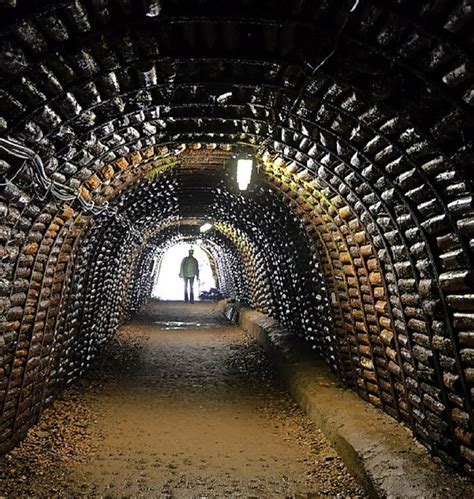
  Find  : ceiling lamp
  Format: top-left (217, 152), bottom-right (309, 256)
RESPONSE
top-left (217, 92), bottom-right (233, 103)
top-left (237, 158), bottom-right (253, 191)
top-left (200, 223), bottom-right (213, 233)
top-left (145, 0), bottom-right (161, 17)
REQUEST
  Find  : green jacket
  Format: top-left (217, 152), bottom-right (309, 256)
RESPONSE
top-left (180, 256), bottom-right (199, 278)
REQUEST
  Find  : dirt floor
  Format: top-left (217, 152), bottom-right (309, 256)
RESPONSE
top-left (0, 301), bottom-right (367, 497)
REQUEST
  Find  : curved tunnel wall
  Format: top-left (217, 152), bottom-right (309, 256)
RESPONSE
top-left (0, 0), bottom-right (473, 473)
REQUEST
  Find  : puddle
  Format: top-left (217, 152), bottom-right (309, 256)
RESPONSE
top-left (155, 321), bottom-right (217, 330)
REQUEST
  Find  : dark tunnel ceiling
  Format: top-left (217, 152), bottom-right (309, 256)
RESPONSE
top-left (0, 0), bottom-right (474, 476)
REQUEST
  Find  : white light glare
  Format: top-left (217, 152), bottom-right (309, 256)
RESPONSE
top-left (196, 238), bottom-right (203, 244)
top-left (200, 223), bottom-right (213, 233)
top-left (237, 158), bottom-right (253, 191)
top-left (217, 92), bottom-right (233, 103)
top-left (146, 0), bottom-right (161, 17)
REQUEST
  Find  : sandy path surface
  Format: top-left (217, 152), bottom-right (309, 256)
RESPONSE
top-left (0, 301), bottom-right (366, 497)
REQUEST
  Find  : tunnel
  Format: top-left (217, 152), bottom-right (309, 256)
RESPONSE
top-left (0, 0), bottom-right (473, 495)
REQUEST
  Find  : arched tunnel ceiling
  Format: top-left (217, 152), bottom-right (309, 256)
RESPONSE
top-left (0, 0), bottom-right (474, 475)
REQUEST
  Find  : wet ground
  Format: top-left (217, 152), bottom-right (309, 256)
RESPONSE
top-left (0, 301), bottom-right (366, 497)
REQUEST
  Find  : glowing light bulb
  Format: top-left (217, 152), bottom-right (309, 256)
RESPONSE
top-left (145, 0), bottom-right (161, 17)
top-left (237, 158), bottom-right (253, 191)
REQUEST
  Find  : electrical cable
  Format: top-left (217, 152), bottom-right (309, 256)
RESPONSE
top-left (287, 0), bottom-right (360, 117)
top-left (257, 0), bottom-right (361, 156)
top-left (0, 137), bottom-right (142, 238)
top-left (0, 158), bottom-right (27, 187)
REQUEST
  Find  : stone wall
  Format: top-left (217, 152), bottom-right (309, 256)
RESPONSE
top-left (0, 0), bottom-right (473, 473)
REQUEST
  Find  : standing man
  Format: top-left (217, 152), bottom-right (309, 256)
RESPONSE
top-left (179, 248), bottom-right (199, 303)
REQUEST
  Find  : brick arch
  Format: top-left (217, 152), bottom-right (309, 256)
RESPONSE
top-left (0, 0), bottom-right (473, 473)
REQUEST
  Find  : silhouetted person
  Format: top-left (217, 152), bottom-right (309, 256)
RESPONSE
top-left (179, 249), bottom-right (199, 303)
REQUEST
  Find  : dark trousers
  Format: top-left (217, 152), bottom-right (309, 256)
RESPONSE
top-left (184, 276), bottom-right (195, 303)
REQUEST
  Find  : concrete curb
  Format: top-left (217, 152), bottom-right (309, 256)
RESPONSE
top-left (234, 307), bottom-right (473, 498)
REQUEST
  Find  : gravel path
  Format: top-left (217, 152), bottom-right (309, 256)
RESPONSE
top-left (0, 301), bottom-right (366, 497)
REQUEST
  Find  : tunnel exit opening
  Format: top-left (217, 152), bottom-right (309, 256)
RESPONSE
top-left (152, 242), bottom-right (216, 301)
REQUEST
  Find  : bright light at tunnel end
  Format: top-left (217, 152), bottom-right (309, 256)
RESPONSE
top-left (237, 158), bottom-right (253, 191)
top-left (200, 223), bottom-right (213, 233)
